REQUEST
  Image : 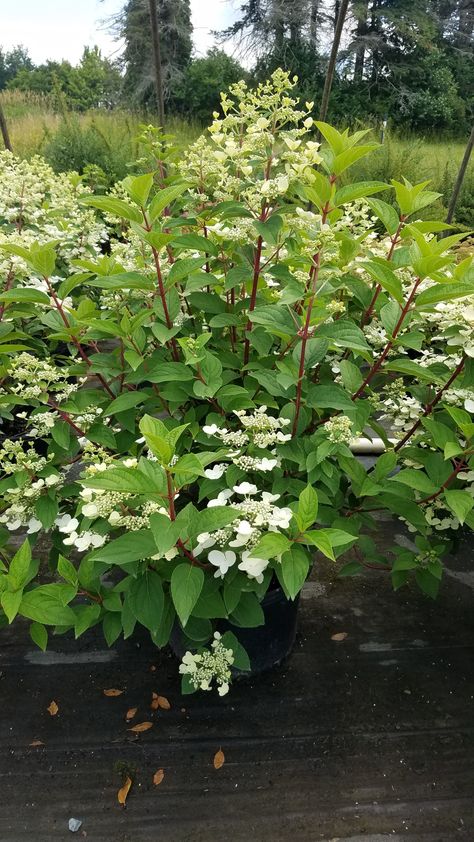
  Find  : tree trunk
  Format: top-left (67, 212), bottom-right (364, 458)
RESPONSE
top-left (309, 0), bottom-right (319, 44)
top-left (318, 0), bottom-right (350, 127)
top-left (445, 124), bottom-right (474, 226)
top-left (353, 0), bottom-right (368, 81)
top-left (0, 103), bottom-right (12, 152)
top-left (147, 0), bottom-right (165, 127)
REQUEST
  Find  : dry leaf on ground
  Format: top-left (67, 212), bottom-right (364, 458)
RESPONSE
top-left (125, 707), bottom-right (138, 721)
top-left (153, 769), bottom-right (165, 786)
top-left (103, 688), bottom-right (124, 697)
top-left (117, 776), bottom-right (132, 806)
top-left (213, 749), bottom-right (225, 769)
top-left (331, 632), bottom-right (348, 641)
top-left (47, 701), bottom-right (58, 716)
top-left (151, 693), bottom-right (171, 711)
top-left (128, 721), bottom-right (153, 733)
top-left (29, 740), bottom-right (45, 747)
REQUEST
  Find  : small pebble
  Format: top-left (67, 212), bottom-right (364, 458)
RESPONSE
top-left (68, 818), bottom-right (83, 833)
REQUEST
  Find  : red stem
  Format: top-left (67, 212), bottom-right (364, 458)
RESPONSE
top-left (352, 277), bottom-right (422, 400)
top-left (243, 234), bottom-right (263, 366)
top-left (360, 215), bottom-right (406, 326)
top-left (394, 355), bottom-right (466, 451)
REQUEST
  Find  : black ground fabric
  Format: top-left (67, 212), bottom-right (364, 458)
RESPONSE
top-left (0, 521), bottom-right (473, 841)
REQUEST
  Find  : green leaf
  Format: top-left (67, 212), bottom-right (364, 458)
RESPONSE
top-left (104, 393), bottom-right (146, 416)
top-left (30, 621), bottom-right (48, 651)
top-left (305, 528), bottom-right (356, 560)
top-left (80, 466), bottom-right (164, 495)
top-left (148, 183), bottom-right (188, 221)
top-left (444, 490), bottom-right (474, 525)
top-left (279, 547), bottom-right (309, 600)
top-left (339, 360), bottom-right (363, 393)
top-left (307, 384), bottom-right (354, 411)
top-left (103, 612), bottom-right (122, 647)
top-left (220, 630), bottom-right (251, 671)
top-left (57, 554), bottom-right (78, 586)
top-left (366, 198), bottom-right (400, 235)
top-left (19, 585), bottom-right (76, 625)
top-left (253, 215), bottom-right (283, 244)
top-left (332, 144), bottom-right (379, 176)
top-left (128, 570), bottom-right (164, 632)
top-left (87, 529), bottom-right (158, 566)
top-left (334, 181), bottom-right (389, 206)
top-left (372, 451), bottom-right (397, 482)
top-left (296, 484), bottom-right (318, 532)
top-left (172, 233), bottom-right (218, 255)
top-left (123, 172), bottom-right (154, 206)
top-left (0, 288), bottom-right (51, 305)
top-left (189, 506), bottom-right (238, 541)
top-left (416, 283), bottom-right (474, 308)
top-left (249, 532), bottom-right (292, 560)
top-left (363, 259), bottom-right (403, 304)
top-left (171, 563), bottom-right (204, 627)
top-left (168, 257), bottom-right (208, 284)
top-left (74, 603), bottom-right (101, 638)
top-left (230, 592), bottom-right (265, 627)
top-left (1, 589), bottom-right (22, 623)
top-left (81, 195), bottom-right (142, 222)
top-left (35, 495), bottom-right (58, 530)
top-left (415, 569), bottom-right (440, 599)
top-left (390, 469), bottom-right (437, 494)
top-left (315, 320), bottom-right (370, 353)
top-left (8, 540), bottom-right (31, 591)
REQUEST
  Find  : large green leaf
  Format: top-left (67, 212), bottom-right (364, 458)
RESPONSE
top-left (19, 585), bottom-right (76, 625)
top-left (279, 547), bottom-right (309, 600)
top-left (87, 529), bottom-right (158, 566)
top-left (171, 563), bottom-right (204, 627)
top-left (128, 571), bottom-right (164, 632)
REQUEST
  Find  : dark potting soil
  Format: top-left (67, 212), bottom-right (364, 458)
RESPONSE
top-left (0, 517), bottom-right (473, 841)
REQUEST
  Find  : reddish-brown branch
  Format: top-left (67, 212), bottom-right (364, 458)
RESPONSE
top-left (418, 453), bottom-right (473, 506)
top-left (352, 277), bottom-right (422, 400)
top-left (48, 401), bottom-right (87, 438)
top-left (394, 355), bottom-right (466, 451)
top-left (243, 234), bottom-right (263, 366)
top-left (360, 215), bottom-right (406, 326)
top-left (0, 267), bottom-right (15, 320)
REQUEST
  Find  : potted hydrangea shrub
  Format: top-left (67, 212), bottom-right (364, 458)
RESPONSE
top-left (0, 71), bottom-right (473, 697)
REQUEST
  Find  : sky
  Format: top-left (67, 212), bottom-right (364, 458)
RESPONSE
top-left (0, 0), bottom-right (238, 65)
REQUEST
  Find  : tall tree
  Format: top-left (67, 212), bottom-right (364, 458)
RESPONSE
top-left (318, 0), bottom-right (350, 124)
top-left (111, 0), bottom-right (192, 108)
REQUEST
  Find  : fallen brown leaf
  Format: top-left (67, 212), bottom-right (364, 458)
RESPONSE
top-left (153, 769), bottom-right (165, 786)
top-left (47, 701), bottom-right (58, 716)
top-left (29, 740), bottom-right (45, 747)
top-left (125, 707), bottom-right (138, 721)
top-left (331, 632), bottom-right (348, 641)
top-left (103, 688), bottom-right (124, 697)
top-left (213, 749), bottom-right (225, 770)
top-left (151, 693), bottom-right (171, 711)
top-left (117, 776), bottom-right (132, 806)
top-left (128, 721), bottom-right (153, 733)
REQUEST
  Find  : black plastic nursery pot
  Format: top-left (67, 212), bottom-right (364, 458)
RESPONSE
top-left (170, 586), bottom-right (300, 677)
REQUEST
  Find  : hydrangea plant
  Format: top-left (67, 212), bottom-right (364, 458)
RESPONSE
top-left (0, 71), bottom-right (473, 694)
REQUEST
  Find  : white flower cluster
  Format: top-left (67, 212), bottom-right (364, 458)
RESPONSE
top-left (179, 632), bottom-right (234, 696)
top-left (372, 379), bottom-right (423, 438)
top-left (323, 414), bottom-right (355, 445)
top-left (195, 485), bottom-right (292, 583)
top-left (0, 472), bottom-right (61, 533)
top-left (0, 438), bottom-right (50, 475)
top-left (3, 353), bottom-right (79, 403)
top-left (180, 70), bottom-right (320, 213)
top-left (0, 151), bottom-right (106, 278)
top-left (203, 406), bottom-right (291, 449)
top-left (55, 513), bottom-right (106, 552)
top-left (78, 458), bottom-right (169, 534)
